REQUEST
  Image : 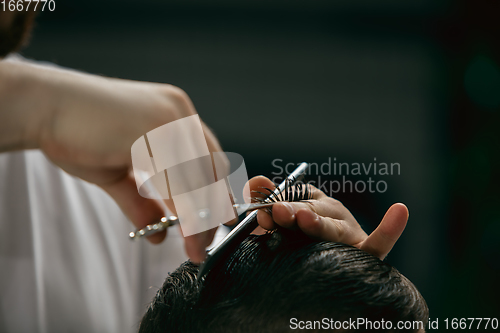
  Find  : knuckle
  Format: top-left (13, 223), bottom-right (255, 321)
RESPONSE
top-left (326, 196), bottom-right (343, 207)
top-left (148, 85), bottom-right (194, 125)
top-left (164, 85), bottom-right (193, 115)
top-left (164, 85), bottom-right (190, 104)
top-left (305, 201), bottom-right (319, 215)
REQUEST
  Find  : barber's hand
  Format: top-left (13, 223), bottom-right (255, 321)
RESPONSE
top-left (250, 176), bottom-right (408, 260)
top-left (3, 60), bottom-right (221, 262)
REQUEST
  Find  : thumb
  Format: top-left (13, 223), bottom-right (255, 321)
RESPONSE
top-left (182, 227), bottom-right (218, 263)
top-left (360, 203), bottom-right (408, 260)
top-left (101, 172), bottom-right (167, 244)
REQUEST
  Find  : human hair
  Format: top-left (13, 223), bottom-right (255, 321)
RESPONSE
top-left (0, 11), bottom-right (37, 58)
top-left (139, 228), bottom-right (428, 332)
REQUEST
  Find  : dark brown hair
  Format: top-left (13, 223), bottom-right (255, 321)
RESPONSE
top-left (0, 11), bottom-right (37, 57)
top-left (140, 228), bottom-right (428, 332)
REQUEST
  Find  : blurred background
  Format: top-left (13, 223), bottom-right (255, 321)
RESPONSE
top-left (22, 0), bottom-right (499, 327)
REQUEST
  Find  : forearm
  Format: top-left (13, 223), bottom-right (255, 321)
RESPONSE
top-left (0, 57), bottom-right (54, 151)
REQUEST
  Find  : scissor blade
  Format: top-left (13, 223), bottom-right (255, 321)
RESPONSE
top-left (232, 202), bottom-right (278, 213)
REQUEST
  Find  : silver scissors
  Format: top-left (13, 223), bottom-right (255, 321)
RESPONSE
top-left (129, 202), bottom-right (286, 240)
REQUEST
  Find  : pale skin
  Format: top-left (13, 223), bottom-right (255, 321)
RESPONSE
top-left (0, 57), bottom-right (409, 263)
top-left (249, 176), bottom-right (409, 260)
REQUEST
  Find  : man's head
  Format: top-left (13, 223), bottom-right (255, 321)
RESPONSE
top-left (140, 229), bottom-right (428, 332)
top-left (0, 11), bottom-right (37, 58)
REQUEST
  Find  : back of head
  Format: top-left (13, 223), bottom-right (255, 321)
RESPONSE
top-left (140, 229), bottom-right (428, 332)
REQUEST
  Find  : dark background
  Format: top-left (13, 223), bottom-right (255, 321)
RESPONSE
top-left (22, 0), bottom-right (500, 329)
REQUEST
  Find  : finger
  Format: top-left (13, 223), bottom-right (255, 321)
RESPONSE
top-left (360, 203), bottom-right (409, 260)
top-left (271, 197), bottom-right (347, 229)
top-left (182, 227), bottom-right (218, 263)
top-left (248, 176), bottom-right (277, 230)
top-left (251, 225), bottom-right (268, 235)
top-left (251, 179), bottom-right (322, 229)
top-left (162, 198), bottom-right (177, 216)
top-left (101, 171), bottom-right (167, 244)
top-left (295, 208), bottom-right (366, 245)
top-left (202, 122), bottom-right (224, 157)
top-left (305, 183), bottom-right (328, 200)
top-left (224, 216), bottom-right (240, 226)
top-left (257, 209), bottom-right (276, 230)
top-left (223, 191), bottom-right (239, 226)
top-left (201, 122), bottom-right (238, 227)
top-left (248, 175), bottom-right (276, 200)
top-left (271, 202), bottom-right (303, 229)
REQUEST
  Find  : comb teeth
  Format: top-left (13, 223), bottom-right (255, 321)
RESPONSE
top-left (250, 178), bottom-right (313, 216)
top-left (197, 162), bottom-right (309, 280)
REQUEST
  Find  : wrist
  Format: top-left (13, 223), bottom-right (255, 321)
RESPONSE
top-left (0, 58), bottom-right (56, 151)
